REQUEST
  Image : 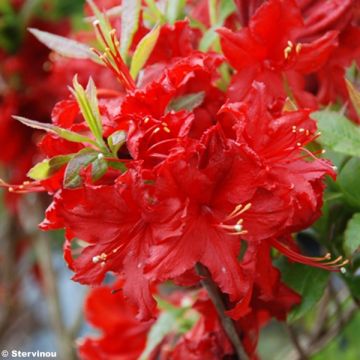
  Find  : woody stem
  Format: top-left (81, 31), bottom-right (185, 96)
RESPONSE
top-left (195, 263), bottom-right (249, 360)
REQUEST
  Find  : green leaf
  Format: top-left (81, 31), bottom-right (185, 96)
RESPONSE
top-left (219, 0), bottom-right (236, 23)
top-left (64, 148), bottom-right (99, 188)
top-left (107, 130), bottom-right (126, 156)
top-left (312, 110), bottom-right (360, 157)
top-left (276, 257), bottom-right (329, 321)
top-left (166, 0), bottom-right (186, 24)
top-left (338, 158), bottom-right (360, 209)
top-left (130, 25), bottom-right (160, 79)
top-left (27, 155), bottom-right (73, 180)
top-left (199, 27), bottom-right (218, 52)
top-left (87, 0), bottom-right (113, 40)
top-left (345, 78), bottom-right (360, 118)
top-left (107, 160), bottom-right (127, 172)
top-left (208, 0), bottom-right (217, 25)
top-left (169, 92), bottom-right (205, 112)
top-left (144, 0), bottom-right (165, 24)
top-left (13, 116), bottom-right (98, 146)
top-left (91, 155), bottom-right (108, 182)
top-left (70, 76), bottom-right (107, 151)
top-left (28, 28), bottom-right (96, 60)
top-left (120, 0), bottom-right (141, 59)
top-left (344, 213), bottom-right (360, 256)
top-left (139, 312), bottom-right (177, 360)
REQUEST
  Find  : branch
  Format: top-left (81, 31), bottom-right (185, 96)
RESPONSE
top-left (285, 304), bottom-right (357, 360)
top-left (33, 232), bottom-right (77, 360)
top-left (285, 324), bottom-right (309, 360)
top-left (195, 263), bottom-right (249, 360)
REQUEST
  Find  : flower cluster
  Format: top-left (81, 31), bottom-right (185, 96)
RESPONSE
top-left (3, 0), bottom-right (359, 358)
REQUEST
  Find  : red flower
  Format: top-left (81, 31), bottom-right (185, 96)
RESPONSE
top-left (218, 0), bottom-right (338, 105)
top-left (78, 279), bottom-right (153, 360)
top-left (41, 168), bottom-right (183, 320)
top-left (218, 82), bottom-right (335, 236)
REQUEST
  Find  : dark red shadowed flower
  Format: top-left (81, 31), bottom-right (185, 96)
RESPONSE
top-left (78, 279), bottom-right (153, 360)
top-left (230, 242), bottom-right (301, 358)
top-left (169, 291), bottom-right (234, 360)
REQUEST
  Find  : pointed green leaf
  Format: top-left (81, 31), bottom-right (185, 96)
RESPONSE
top-left (120, 0), bottom-right (141, 58)
top-left (338, 158), bottom-right (360, 209)
top-left (144, 0), bottom-right (165, 24)
top-left (312, 110), bottom-right (360, 157)
top-left (70, 76), bottom-right (107, 151)
top-left (169, 92), bottom-right (205, 112)
top-left (130, 25), bottom-right (160, 79)
top-left (27, 155), bottom-right (73, 180)
top-left (28, 28), bottom-right (96, 60)
top-left (344, 213), bottom-right (360, 256)
top-left (345, 78), bottom-right (360, 118)
top-left (107, 130), bottom-right (126, 156)
top-left (219, 0), bottom-right (236, 23)
top-left (276, 257), bottom-right (329, 322)
top-left (139, 312), bottom-right (177, 360)
top-left (13, 116), bottom-right (98, 146)
top-left (64, 148), bottom-right (99, 188)
top-left (166, 0), bottom-right (186, 24)
top-left (107, 160), bottom-right (127, 172)
top-left (91, 155), bottom-right (108, 181)
top-left (199, 27), bottom-right (217, 52)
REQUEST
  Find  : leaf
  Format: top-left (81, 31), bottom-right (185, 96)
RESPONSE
top-left (107, 130), bottom-right (126, 156)
top-left (64, 148), bottom-right (99, 188)
top-left (27, 155), bottom-right (73, 180)
top-left (91, 155), bottom-right (108, 182)
top-left (165, 0), bottom-right (186, 24)
top-left (345, 78), bottom-right (360, 118)
top-left (199, 27), bottom-right (218, 52)
top-left (219, 0), bottom-right (236, 23)
top-left (208, 0), bottom-right (217, 25)
top-left (344, 213), bottom-right (360, 256)
top-left (338, 158), bottom-right (360, 209)
top-left (169, 92), bottom-right (205, 112)
top-left (107, 160), bottom-right (127, 172)
top-left (28, 28), bottom-right (95, 60)
top-left (70, 76), bottom-right (107, 151)
top-left (130, 25), bottom-right (160, 79)
top-left (85, 5), bottom-right (122, 22)
top-left (139, 312), bottom-right (177, 360)
top-left (276, 257), bottom-right (329, 321)
top-left (143, 0), bottom-right (165, 24)
top-left (312, 110), bottom-right (360, 157)
top-left (120, 0), bottom-right (141, 58)
top-left (13, 116), bottom-right (98, 146)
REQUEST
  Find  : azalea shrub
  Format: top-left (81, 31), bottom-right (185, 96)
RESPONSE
top-left (1, 0), bottom-right (360, 359)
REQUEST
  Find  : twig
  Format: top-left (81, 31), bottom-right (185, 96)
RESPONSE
top-left (285, 304), bottom-right (357, 360)
top-left (33, 232), bottom-right (76, 360)
top-left (0, 211), bottom-right (20, 339)
top-left (311, 286), bottom-right (330, 338)
top-left (195, 263), bottom-right (249, 360)
top-left (307, 305), bottom-right (357, 355)
top-left (285, 324), bottom-right (309, 360)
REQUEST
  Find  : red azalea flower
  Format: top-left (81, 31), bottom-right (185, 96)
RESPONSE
top-left (218, 0), bottom-right (338, 105)
top-left (41, 168), bottom-right (184, 320)
top-left (78, 279), bottom-right (153, 360)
